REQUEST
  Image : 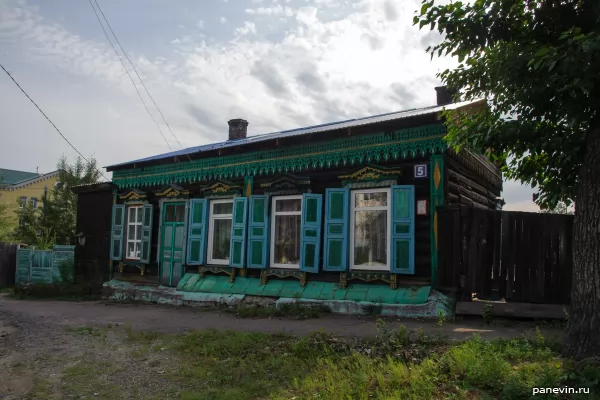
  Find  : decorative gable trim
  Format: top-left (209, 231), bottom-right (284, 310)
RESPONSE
top-left (112, 123), bottom-right (448, 188)
top-left (338, 165), bottom-right (403, 188)
top-left (198, 180), bottom-right (242, 198)
top-left (118, 188), bottom-right (147, 201)
top-left (155, 183), bottom-right (189, 198)
top-left (259, 174), bottom-right (311, 195)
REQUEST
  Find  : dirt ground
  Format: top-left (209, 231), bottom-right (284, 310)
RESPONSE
top-left (0, 294), bottom-right (565, 399)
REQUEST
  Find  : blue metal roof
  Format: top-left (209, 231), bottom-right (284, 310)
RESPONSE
top-left (106, 99), bottom-right (483, 169)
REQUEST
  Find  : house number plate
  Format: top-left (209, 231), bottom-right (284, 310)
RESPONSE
top-left (414, 164), bottom-right (428, 178)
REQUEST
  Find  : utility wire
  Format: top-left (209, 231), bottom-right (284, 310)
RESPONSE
top-left (93, 0), bottom-right (192, 163)
top-left (0, 63), bottom-right (110, 182)
top-left (87, 0), bottom-right (176, 157)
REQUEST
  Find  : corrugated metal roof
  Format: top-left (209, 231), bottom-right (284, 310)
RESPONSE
top-left (0, 168), bottom-right (39, 185)
top-left (106, 99), bottom-right (484, 169)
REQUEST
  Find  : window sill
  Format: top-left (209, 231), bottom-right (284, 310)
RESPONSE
top-left (271, 263), bottom-right (300, 270)
top-left (350, 265), bottom-right (390, 272)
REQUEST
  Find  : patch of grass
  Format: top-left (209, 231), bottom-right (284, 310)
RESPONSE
top-left (60, 361), bottom-right (121, 399)
top-left (0, 286), bottom-right (14, 294)
top-left (230, 301), bottom-right (330, 320)
top-left (10, 284), bottom-right (100, 301)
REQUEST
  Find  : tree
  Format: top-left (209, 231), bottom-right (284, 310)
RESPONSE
top-left (541, 201), bottom-right (574, 215)
top-left (415, 0), bottom-right (600, 358)
top-left (43, 156), bottom-right (101, 245)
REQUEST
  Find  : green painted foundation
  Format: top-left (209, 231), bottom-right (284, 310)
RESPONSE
top-left (104, 273), bottom-right (454, 318)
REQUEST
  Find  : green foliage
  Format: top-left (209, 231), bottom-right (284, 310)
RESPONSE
top-left (11, 156), bottom-right (100, 246)
top-left (42, 156), bottom-right (101, 245)
top-left (231, 302), bottom-right (330, 320)
top-left (414, 0), bottom-right (600, 210)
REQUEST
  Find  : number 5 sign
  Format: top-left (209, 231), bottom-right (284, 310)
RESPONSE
top-left (414, 164), bottom-right (428, 178)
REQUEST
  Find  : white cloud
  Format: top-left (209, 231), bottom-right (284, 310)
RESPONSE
top-left (245, 5), bottom-right (295, 17)
top-left (234, 21), bottom-right (257, 36)
top-left (220, 16), bottom-right (227, 23)
top-left (1, 0), bottom-right (461, 182)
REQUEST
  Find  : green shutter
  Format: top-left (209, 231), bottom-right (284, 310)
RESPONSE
top-left (323, 188), bottom-right (349, 271)
top-left (300, 193), bottom-right (322, 273)
top-left (140, 204), bottom-right (154, 264)
top-left (229, 197), bottom-right (248, 268)
top-left (187, 199), bottom-right (208, 265)
top-left (247, 195), bottom-right (270, 269)
top-left (110, 204), bottom-right (125, 261)
top-left (391, 185), bottom-right (415, 274)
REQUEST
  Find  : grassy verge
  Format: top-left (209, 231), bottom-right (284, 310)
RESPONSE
top-left (24, 322), bottom-right (600, 400)
top-left (9, 284), bottom-right (101, 301)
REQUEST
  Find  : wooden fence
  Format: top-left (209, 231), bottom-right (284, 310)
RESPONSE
top-left (0, 242), bottom-right (20, 287)
top-left (16, 245), bottom-right (75, 286)
top-left (437, 205), bottom-right (573, 305)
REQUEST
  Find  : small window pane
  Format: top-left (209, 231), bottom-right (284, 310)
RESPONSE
top-left (353, 210), bottom-right (387, 267)
top-left (136, 207), bottom-right (143, 222)
top-left (273, 215), bottom-right (301, 265)
top-left (127, 242), bottom-right (137, 259)
top-left (129, 207), bottom-right (136, 222)
top-left (211, 219), bottom-right (232, 261)
top-left (213, 202), bottom-right (233, 215)
top-left (135, 225), bottom-right (141, 240)
top-left (165, 205), bottom-right (175, 222)
top-left (355, 192), bottom-right (387, 208)
top-left (128, 226), bottom-right (136, 240)
top-left (276, 198), bottom-right (301, 212)
top-left (175, 205), bottom-right (185, 222)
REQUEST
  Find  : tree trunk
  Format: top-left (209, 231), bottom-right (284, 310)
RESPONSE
top-left (566, 123), bottom-right (600, 359)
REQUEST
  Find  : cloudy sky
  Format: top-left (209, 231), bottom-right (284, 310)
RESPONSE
top-left (0, 0), bottom-right (537, 211)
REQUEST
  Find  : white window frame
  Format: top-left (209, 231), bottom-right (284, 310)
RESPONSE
top-left (19, 196), bottom-right (27, 208)
top-left (270, 195), bottom-right (303, 269)
top-left (30, 197), bottom-right (38, 209)
top-left (207, 199), bottom-right (234, 265)
top-left (349, 188), bottom-right (391, 271)
top-left (125, 205), bottom-right (143, 261)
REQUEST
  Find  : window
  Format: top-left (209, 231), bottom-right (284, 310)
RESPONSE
top-left (30, 197), bottom-right (38, 209)
top-left (19, 196), bottom-right (27, 208)
top-left (270, 195), bottom-right (302, 269)
top-left (125, 206), bottom-right (143, 260)
top-left (350, 188), bottom-right (391, 271)
top-left (207, 200), bottom-right (233, 265)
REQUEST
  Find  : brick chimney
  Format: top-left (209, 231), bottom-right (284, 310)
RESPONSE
top-left (435, 86), bottom-right (457, 106)
top-left (228, 119), bottom-right (248, 141)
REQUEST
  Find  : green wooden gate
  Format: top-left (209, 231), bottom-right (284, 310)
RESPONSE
top-left (159, 202), bottom-right (186, 286)
top-left (15, 245), bottom-right (75, 286)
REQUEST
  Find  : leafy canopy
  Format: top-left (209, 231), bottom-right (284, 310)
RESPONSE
top-left (415, 0), bottom-right (600, 209)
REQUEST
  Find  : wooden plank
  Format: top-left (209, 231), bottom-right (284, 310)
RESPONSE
top-left (561, 216), bottom-right (574, 304)
top-left (503, 213), bottom-right (515, 301)
top-left (456, 301), bottom-right (569, 319)
top-left (492, 211), bottom-right (504, 296)
top-left (530, 212), bottom-right (544, 302)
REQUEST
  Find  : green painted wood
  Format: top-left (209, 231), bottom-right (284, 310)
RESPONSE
top-left (110, 204), bottom-right (125, 261)
top-left (300, 193), bottom-right (323, 273)
top-left (323, 188), bottom-right (349, 272)
top-left (247, 195), bottom-right (269, 269)
top-left (229, 197), bottom-right (248, 268)
top-left (159, 202), bottom-right (186, 286)
top-left (112, 124), bottom-right (448, 188)
top-left (429, 155), bottom-right (444, 284)
top-left (140, 204), bottom-right (154, 264)
top-left (176, 274), bottom-right (431, 304)
top-left (390, 185), bottom-right (415, 274)
top-left (15, 248), bottom-right (31, 286)
top-left (186, 199), bottom-right (209, 265)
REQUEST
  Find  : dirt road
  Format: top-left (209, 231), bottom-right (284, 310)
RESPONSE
top-left (0, 295), bottom-right (564, 399)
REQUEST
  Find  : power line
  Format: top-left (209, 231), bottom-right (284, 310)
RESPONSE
top-left (87, 0), bottom-right (176, 157)
top-left (93, 0), bottom-right (192, 163)
top-left (0, 63), bottom-right (110, 182)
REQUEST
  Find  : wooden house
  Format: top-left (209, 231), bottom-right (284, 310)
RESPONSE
top-left (103, 87), bottom-right (502, 292)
